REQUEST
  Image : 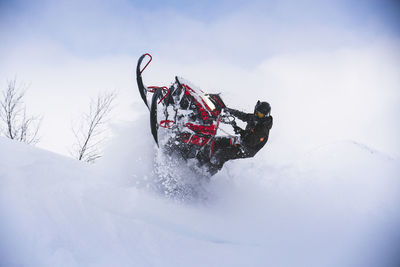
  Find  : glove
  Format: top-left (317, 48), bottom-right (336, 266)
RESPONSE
top-left (224, 107), bottom-right (234, 114)
top-left (233, 125), bottom-right (243, 135)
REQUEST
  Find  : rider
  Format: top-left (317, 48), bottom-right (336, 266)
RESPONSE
top-left (208, 101), bottom-right (273, 173)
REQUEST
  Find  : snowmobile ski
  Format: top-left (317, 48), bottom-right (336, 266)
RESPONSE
top-left (150, 88), bottom-right (163, 146)
top-left (136, 53), bottom-right (152, 109)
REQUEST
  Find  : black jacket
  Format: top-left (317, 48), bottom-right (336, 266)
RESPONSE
top-left (226, 107), bottom-right (273, 157)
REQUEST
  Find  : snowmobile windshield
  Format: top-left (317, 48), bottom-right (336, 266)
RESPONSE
top-left (201, 94), bottom-right (216, 111)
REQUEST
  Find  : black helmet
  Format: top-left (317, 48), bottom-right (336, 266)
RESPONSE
top-left (254, 101), bottom-right (271, 119)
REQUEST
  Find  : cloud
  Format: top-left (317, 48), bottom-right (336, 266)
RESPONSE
top-left (2, 0), bottom-right (397, 62)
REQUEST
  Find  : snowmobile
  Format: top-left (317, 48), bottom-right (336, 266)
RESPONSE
top-left (136, 53), bottom-right (237, 175)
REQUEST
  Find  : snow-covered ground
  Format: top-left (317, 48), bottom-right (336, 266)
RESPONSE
top-left (1, 113), bottom-right (399, 267)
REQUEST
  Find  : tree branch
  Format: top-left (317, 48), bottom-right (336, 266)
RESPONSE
top-left (71, 91), bottom-right (116, 163)
top-left (0, 78), bottom-right (41, 145)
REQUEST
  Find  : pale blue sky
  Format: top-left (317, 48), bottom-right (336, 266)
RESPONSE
top-left (1, 0), bottom-right (399, 65)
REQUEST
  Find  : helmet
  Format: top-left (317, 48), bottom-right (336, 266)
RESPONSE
top-left (254, 101), bottom-right (271, 119)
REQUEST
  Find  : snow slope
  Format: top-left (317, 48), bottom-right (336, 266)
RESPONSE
top-left (1, 116), bottom-right (400, 266)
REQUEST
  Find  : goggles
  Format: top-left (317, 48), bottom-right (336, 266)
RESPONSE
top-left (254, 111), bottom-right (265, 119)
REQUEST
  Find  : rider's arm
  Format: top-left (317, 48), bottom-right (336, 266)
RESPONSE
top-left (224, 107), bottom-right (252, 122)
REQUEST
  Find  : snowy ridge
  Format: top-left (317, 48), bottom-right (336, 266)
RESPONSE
top-left (1, 116), bottom-right (400, 267)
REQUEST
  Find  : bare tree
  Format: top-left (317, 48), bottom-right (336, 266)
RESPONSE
top-left (72, 91), bottom-right (116, 163)
top-left (0, 79), bottom-right (41, 144)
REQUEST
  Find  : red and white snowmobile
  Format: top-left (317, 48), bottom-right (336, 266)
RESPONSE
top-left (136, 53), bottom-right (236, 175)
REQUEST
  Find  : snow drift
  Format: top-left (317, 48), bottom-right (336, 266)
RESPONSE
top-left (1, 114), bottom-right (400, 266)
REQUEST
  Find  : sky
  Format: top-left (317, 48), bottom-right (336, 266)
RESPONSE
top-left (0, 0), bottom-right (399, 159)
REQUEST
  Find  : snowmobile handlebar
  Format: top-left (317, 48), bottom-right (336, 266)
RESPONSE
top-left (219, 113), bottom-right (244, 135)
top-left (219, 113), bottom-right (236, 124)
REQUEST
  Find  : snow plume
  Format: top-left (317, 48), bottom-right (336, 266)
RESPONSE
top-left (94, 106), bottom-right (211, 202)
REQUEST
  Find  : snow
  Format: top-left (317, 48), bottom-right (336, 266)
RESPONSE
top-left (1, 114), bottom-right (400, 267)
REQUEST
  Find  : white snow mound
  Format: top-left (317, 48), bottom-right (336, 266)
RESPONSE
top-left (0, 133), bottom-right (399, 267)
